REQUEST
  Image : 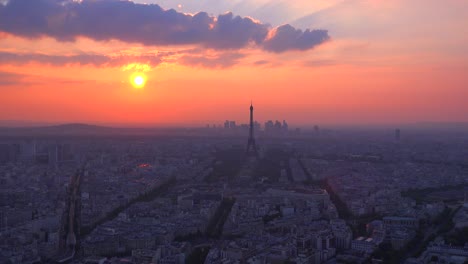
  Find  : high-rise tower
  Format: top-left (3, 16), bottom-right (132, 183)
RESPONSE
top-left (246, 102), bottom-right (258, 156)
top-left (395, 128), bottom-right (401, 141)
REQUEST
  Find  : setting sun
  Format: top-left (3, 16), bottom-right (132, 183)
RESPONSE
top-left (131, 73), bottom-right (147, 89)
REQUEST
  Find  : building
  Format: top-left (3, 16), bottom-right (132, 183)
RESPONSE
top-left (351, 237), bottom-right (377, 254)
top-left (132, 249), bottom-right (159, 264)
top-left (395, 129), bottom-right (401, 140)
top-left (331, 219), bottom-right (352, 250)
top-left (407, 241), bottom-right (468, 264)
top-left (383, 217), bottom-right (419, 230)
top-left (229, 121), bottom-right (237, 129)
top-left (0, 143), bottom-right (20, 164)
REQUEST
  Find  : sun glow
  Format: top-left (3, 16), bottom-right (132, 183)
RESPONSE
top-left (131, 73), bottom-right (147, 89)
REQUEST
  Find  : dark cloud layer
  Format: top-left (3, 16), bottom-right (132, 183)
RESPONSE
top-left (0, 50), bottom-right (242, 68)
top-left (264, 25), bottom-right (330, 53)
top-left (0, 0), bottom-right (329, 53)
top-left (0, 69), bottom-right (102, 87)
top-left (180, 52), bottom-right (245, 68)
top-left (0, 51), bottom-right (166, 66)
top-left (0, 70), bottom-right (25, 86)
top-left (303, 59), bottom-right (337, 67)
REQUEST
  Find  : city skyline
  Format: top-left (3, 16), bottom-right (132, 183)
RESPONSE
top-left (1, 0), bottom-right (467, 126)
top-left (2, 1), bottom-right (468, 263)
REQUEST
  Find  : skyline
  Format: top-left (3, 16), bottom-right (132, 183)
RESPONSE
top-left (1, 0), bottom-right (467, 126)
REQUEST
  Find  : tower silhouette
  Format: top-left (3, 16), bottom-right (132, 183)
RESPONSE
top-left (246, 102), bottom-right (258, 156)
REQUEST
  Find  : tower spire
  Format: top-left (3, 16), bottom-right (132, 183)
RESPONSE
top-left (246, 102), bottom-right (258, 157)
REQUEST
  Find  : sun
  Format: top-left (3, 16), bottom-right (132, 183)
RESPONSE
top-left (131, 73), bottom-right (147, 89)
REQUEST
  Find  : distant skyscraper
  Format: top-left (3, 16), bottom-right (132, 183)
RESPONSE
top-left (395, 128), bottom-right (401, 141)
top-left (246, 102), bottom-right (258, 156)
top-left (0, 144), bottom-right (8, 164)
top-left (48, 144), bottom-right (58, 168)
top-left (282, 120), bottom-right (288, 132)
top-left (265, 120), bottom-right (274, 133)
top-left (274, 120), bottom-right (282, 132)
top-left (254, 121), bottom-right (261, 132)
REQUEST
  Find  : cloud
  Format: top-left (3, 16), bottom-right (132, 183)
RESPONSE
top-left (0, 71), bottom-right (26, 86)
top-left (0, 69), bottom-right (112, 87)
top-left (263, 24), bottom-right (329, 53)
top-left (0, 0), bottom-right (329, 53)
top-left (253, 60), bottom-right (269, 65)
top-left (251, 59), bottom-right (282, 67)
top-left (0, 51), bottom-right (167, 67)
top-left (0, 50), bottom-right (247, 68)
top-left (302, 59), bottom-right (336, 67)
top-left (180, 52), bottom-right (245, 68)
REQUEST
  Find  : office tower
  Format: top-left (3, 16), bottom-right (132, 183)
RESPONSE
top-left (395, 128), bottom-right (401, 141)
top-left (282, 120), bottom-right (289, 132)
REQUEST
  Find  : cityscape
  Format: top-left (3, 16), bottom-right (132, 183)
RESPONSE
top-left (1, 0), bottom-right (468, 264)
top-left (1, 103), bottom-right (468, 263)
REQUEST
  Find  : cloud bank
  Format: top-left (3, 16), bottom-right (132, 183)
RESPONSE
top-left (0, 50), bottom-right (245, 68)
top-left (0, 51), bottom-right (166, 66)
top-left (180, 52), bottom-right (245, 68)
top-left (0, 0), bottom-right (329, 53)
top-left (0, 70), bottom-right (25, 86)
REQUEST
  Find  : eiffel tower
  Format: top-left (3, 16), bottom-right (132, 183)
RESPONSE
top-left (246, 102), bottom-right (258, 157)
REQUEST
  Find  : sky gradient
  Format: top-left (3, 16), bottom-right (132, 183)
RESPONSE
top-left (0, 0), bottom-right (467, 126)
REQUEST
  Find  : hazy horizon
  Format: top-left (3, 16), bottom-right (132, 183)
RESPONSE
top-left (2, 119), bottom-right (468, 130)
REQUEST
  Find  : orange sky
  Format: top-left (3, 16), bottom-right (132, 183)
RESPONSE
top-left (0, 0), bottom-right (467, 126)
